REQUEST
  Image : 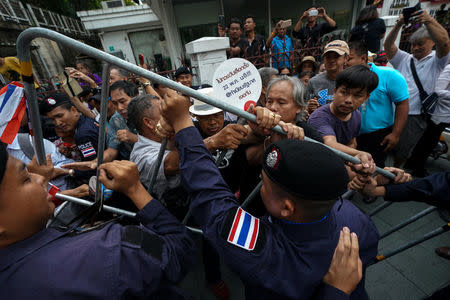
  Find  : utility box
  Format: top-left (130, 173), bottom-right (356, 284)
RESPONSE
top-left (186, 37), bottom-right (229, 86)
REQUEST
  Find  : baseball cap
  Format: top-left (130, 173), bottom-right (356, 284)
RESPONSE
top-left (262, 139), bottom-right (349, 201)
top-left (189, 88), bottom-right (222, 116)
top-left (174, 66), bottom-right (192, 79)
top-left (323, 40), bottom-right (350, 56)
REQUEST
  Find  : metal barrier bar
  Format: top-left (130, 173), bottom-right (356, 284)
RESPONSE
top-left (16, 27), bottom-right (396, 180)
top-left (370, 223), bottom-right (450, 266)
top-left (241, 181), bottom-right (263, 209)
top-left (147, 138), bottom-right (168, 195)
top-left (54, 193), bottom-right (203, 235)
top-left (368, 201), bottom-right (393, 217)
top-left (379, 206), bottom-right (437, 239)
top-left (94, 63), bottom-right (111, 210)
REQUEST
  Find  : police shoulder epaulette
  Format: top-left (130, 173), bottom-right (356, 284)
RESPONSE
top-left (221, 207), bottom-right (265, 252)
top-left (121, 225), bottom-right (164, 262)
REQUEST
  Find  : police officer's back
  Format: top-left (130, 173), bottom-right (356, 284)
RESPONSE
top-left (157, 90), bottom-right (380, 299)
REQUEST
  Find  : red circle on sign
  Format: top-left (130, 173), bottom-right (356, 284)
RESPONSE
top-left (244, 100), bottom-right (257, 111)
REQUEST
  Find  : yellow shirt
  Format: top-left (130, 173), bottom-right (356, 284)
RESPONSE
top-left (0, 57), bottom-right (22, 82)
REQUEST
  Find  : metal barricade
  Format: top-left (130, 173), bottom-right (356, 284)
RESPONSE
top-left (17, 27), bottom-right (400, 229)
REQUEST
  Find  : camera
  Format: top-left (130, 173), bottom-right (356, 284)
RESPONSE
top-left (309, 9), bottom-right (318, 17)
top-left (402, 3), bottom-right (421, 23)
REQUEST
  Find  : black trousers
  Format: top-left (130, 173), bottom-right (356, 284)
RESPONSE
top-left (405, 119), bottom-right (449, 173)
top-left (357, 126), bottom-right (393, 168)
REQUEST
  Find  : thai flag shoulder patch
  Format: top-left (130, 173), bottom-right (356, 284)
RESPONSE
top-left (227, 207), bottom-right (260, 251)
top-left (79, 142), bottom-right (96, 158)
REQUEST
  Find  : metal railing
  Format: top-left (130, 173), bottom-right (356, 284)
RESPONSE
top-left (19, 27), bottom-right (450, 260)
top-left (0, 0), bottom-right (90, 38)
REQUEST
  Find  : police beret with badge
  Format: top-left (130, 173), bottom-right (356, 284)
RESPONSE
top-left (39, 93), bottom-right (71, 115)
top-left (262, 139), bottom-right (349, 201)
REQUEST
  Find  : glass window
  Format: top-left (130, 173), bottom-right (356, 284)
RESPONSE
top-left (128, 29), bottom-right (172, 71)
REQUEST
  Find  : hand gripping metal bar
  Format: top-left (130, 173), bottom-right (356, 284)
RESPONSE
top-left (16, 28), bottom-right (396, 181)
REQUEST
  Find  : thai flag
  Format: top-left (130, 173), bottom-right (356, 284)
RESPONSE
top-left (81, 146), bottom-right (96, 158)
top-left (227, 207), bottom-right (260, 251)
top-left (0, 82), bottom-right (25, 144)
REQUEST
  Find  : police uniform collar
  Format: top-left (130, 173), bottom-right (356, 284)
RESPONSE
top-left (266, 209), bottom-right (336, 242)
top-left (0, 228), bottom-right (67, 272)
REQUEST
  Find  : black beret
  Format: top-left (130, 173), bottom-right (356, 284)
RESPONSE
top-left (174, 66), bottom-right (192, 78)
top-left (39, 93), bottom-right (71, 115)
top-left (0, 142), bottom-right (8, 186)
top-left (262, 139), bottom-right (349, 201)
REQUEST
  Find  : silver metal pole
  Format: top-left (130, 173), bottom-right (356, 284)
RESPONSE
top-left (369, 201), bottom-right (393, 217)
top-left (241, 181), bottom-right (263, 209)
top-left (55, 193), bottom-right (136, 218)
top-left (379, 206), bottom-right (437, 239)
top-left (54, 193), bottom-right (203, 235)
top-left (16, 27), bottom-right (396, 179)
top-left (148, 138), bottom-right (168, 195)
top-left (94, 63), bottom-right (111, 211)
top-left (25, 80), bottom-right (46, 164)
top-left (370, 223), bottom-right (450, 266)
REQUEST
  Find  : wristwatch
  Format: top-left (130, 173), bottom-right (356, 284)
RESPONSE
top-left (143, 81), bottom-right (151, 87)
top-left (68, 169), bottom-right (75, 177)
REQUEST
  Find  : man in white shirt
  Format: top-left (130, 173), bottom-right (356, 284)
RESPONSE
top-left (405, 63), bottom-right (450, 176)
top-left (384, 10), bottom-right (449, 169)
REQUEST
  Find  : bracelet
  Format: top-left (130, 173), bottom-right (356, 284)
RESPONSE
top-left (143, 81), bottom-right (151, 87)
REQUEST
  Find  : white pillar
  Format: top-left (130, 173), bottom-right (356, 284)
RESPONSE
top-left (147, 0), bottom-right (183, 70)
top-left (185, 37), bottom-right (229, 86)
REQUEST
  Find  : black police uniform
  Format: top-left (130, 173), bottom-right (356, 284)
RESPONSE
top-left (175, 126), bottom-right (379, 300)
top-left (0, 200), bottom-right (196, 299)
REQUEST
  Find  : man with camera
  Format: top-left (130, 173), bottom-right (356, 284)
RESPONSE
top-left (384, 9), bottom-right (449, 174)
top-left (292, 6), bottom-right (337, 48)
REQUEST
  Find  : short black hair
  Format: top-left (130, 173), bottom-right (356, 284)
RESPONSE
top-left (127, 94), bottom-right (160, 132)
top-left (229, 17), bottom-right (242, 28)
top-left (110, 80), bottom-right (139, 98)
top-left (335, 65), bottom-right (378, 94)
top-left (245, 14), bottom-right (256, 22)
top-left (348, 40), bottom-right (368, 59)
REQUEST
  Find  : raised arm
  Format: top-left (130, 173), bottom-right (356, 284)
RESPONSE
top-left (384, 15), bottom-right (404, 60)
top-left (416, 10), bottom-right (450, 58)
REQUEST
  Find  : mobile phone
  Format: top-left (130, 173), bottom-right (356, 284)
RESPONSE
top-left (138, 54), bottom-right (144, 66)
top-left (280, 19), bottom-right (292, 29)
top-left (218, 14), bottom-right (226, 29)
top-left (402, 3), bottom-right (421, 23)
top-left (309, 9), bottom-right (318, 17)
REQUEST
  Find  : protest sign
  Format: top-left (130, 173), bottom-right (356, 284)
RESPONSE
top-left (212, 58), bottom-right (262, 110)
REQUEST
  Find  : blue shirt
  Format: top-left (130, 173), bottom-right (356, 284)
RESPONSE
top-left (107, 111), bottom-right (138, 159)
top-left (359, 63), bottom-right (409, 134)
top-left (74, 115), bottom-right (99, 161)
top-left (271, 35), bottom-right (293, 69)
top-left (175, 126), bottom-right (379, 300)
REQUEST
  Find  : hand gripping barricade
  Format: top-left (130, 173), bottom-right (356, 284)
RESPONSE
top-left (16, 28), bottom-right (448, 263)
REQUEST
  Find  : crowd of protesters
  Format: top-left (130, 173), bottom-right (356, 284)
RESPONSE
top-left (0, 2), bottom-right (449, 300)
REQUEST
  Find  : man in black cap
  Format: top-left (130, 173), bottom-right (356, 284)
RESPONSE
top-left (40, 93), bottom-right (99, 181)
top-left (158, 89), bottom-right (379, 299)
top-left (0, 142), bottom-right (196, 299)
top-left (174, 66), bottom-right (194, 88)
